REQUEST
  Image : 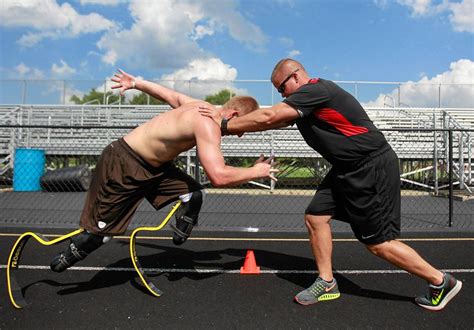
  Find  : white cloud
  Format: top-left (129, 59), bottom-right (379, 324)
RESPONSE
top-left (97, 0), bottom-right (267, 70)
top-left (51, 60), bottom-right (77, 77)
top-left (13, 63), bottom-right (45, 79)
top-left (0, 0), bottom-right (114, 46)
top-left (396, 0), bottom-right (474, 33)
top-left (191, 21), bottom-right (216, 41)
top-left (288, 50), bottom-right (301, 57)
top-left (396, 0), bottom-right (433, 16)
top-left (17, 32), bottom-right (57, 47)
top-left (207, 1), bottom-right (267, 49)
top-left (15, 63), bottom-right (31, 77)
top-left (373, 0), bottom-right (389, 9)
top-left (160, 58), bottom-right (237, 81)
top-left (97, 0), bottom-right (204, 69)
top-left (362, 59), bottom-right (474, 108)
top-left (157, 58), bottom-right (246, 99)
top-left (80, 0), bottom-right (120, 5)
top-left (278, 37), bottom-right (294, 48)
top-left (448, 0), bottom-right (474, 33)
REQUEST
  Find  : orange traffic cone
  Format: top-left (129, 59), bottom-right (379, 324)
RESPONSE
top-left (240, 250), bottom-right (260, 274)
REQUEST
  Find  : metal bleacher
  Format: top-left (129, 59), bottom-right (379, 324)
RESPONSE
top-left (1, 104), bottom-right (472, 155)
top-left (0, 104), bottom-right (473, 192)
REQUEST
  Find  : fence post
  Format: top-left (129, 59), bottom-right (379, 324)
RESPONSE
top-left (63, 80), bottom-right (67, 104)
top-left (468, 135), bottom-right (472, 184)
top-left (194, 147), bottom-right (200, 184)
top-left (433, 111), bottom-right (438, 195)
top-left (448, 129), bottom-right (453, 227)
top-left (103, 80), bottom-right (107, 104)
top-left (22, 80), bottom-right (27, 104)
top-left (397, 84), bottom-right (401, 106)
top-left (270, 131), bottom-right (275, 192)
top-left (186, 150), bottom-right (191, 175)
top-left (438, 84), bottom-right (441, 108)
top-left (459, 133), bottom-right (465, 190)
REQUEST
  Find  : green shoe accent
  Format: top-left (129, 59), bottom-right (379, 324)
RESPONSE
top-left (415, 273), bottom-right (462, 311)
top-left (294, 277), bottom-right (340, 306)
top-left (318, 292), bottom-right (341, 301)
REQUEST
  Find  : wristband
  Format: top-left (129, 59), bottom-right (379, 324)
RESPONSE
top-left (131, 79), bottom-right (136, 89)
top-left (221, 117), bottom-right (230, 135)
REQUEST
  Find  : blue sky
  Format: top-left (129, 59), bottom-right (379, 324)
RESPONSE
top-left (0, 0), bottom-right (473, 106)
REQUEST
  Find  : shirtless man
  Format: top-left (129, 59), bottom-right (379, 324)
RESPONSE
top-left (50, 70), bottom-right (278, 272)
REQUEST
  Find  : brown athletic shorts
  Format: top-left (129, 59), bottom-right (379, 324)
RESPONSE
top-left (80, 138), bottom-right (202, 235)
top-left (305, 145), bottom-right (401, 245)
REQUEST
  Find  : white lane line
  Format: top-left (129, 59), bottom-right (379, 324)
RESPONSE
top-left (1, 265), bottom-right (474, 274)
top-left (0, 232), bottom-right (473, 242)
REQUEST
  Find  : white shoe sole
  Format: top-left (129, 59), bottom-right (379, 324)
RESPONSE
top-left (417, 280), bottom-right (463, 311)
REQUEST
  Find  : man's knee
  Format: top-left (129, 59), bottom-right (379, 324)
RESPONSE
top-left (304, 214), bottom-right (332, 232)
top-left (365, 240), bottom-right (393, 257)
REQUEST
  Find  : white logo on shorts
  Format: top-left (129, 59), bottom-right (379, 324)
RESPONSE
top-left (361, 233), bottom-right (377, 240)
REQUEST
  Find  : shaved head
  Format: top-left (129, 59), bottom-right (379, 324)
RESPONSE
top-left (271, 58), bottom-right (305, 82)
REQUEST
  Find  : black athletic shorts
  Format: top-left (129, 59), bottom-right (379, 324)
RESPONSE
top-left (80, 138), bottom-right (203, 235)
top-left (305, 145), bottom-right (401, 245)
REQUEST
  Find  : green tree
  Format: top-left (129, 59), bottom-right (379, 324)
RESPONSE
top-left (129, 92), bottom-right (166, 105)
top-left (204, 89), bottom-right (235, 105)
top-left (70, 88), bottom-right (119, 105)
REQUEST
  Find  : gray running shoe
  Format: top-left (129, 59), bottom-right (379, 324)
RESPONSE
top-left (415, 272), bottom-right (462, 311)
top-left (294, 277), bottom-right (340, 305)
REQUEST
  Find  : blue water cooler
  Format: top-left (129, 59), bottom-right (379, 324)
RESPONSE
top-left (13, 148), bottom-right (45, 191)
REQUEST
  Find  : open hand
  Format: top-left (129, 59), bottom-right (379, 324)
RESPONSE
top-left (111, 69), bottom-right (136, 95)
top-left (254, 154), bottom-right (279, 182)
top-left (198, 103), bottom-right (221, 125)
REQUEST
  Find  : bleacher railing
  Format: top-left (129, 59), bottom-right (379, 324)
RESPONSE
top-left (1, 79), bottom-right (473, 108)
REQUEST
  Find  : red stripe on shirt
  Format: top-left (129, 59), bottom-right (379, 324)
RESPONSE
top-left (315, 108), bottom-right (369, 137)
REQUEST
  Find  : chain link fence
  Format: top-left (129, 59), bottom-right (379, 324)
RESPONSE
top-left (1, 79), bottom-right (473, 108)
top-left (0, 125), bottom-right (472, 231)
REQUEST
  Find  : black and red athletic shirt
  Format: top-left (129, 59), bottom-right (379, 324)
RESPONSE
top-left (283, 78), bottom-right (388, 168)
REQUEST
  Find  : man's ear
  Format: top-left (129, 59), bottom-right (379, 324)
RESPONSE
top-left (226, 110), bottom-right (239, 119)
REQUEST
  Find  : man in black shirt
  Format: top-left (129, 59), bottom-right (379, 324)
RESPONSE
top-left (199, 58), bottom-right (461, 311)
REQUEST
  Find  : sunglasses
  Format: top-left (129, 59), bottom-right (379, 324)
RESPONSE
top-left (277, 68), bottom-right (299, 94)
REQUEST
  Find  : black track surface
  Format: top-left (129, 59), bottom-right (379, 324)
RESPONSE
top-left (1, 227), bottom-right (473, 329)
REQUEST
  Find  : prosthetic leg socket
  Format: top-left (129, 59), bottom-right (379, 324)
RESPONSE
top-left (171, 190), bottom-right (203, 245)
top-left (50, 231), bottom-right (111, 272)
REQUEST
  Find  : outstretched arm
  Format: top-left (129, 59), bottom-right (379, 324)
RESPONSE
top-left (199, 102), bottom-right (298, 134)
top-left (194, 116), bottom-right (278, 187)
top-left (228, 103), bottom-right (299, 134)
top-left (111, 69), bottom-right (197, 108)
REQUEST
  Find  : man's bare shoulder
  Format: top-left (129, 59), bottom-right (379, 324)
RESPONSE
top-left (177, 100), bottom-right (214, 111)
top-left (175, 102), bottom-right (218, 127)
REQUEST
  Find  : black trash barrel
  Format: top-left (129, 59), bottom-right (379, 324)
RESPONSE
top-left (40, 165), bottom-right (91, 192)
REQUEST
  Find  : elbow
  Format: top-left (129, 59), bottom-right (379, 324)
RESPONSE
top-left (208, 176), bottom-right (228, 188)
top-left (207, 170), bottom-right (232, 187)
top-left (257, 109), bottom-right (278, 126)
top-left (210, 180), bottom-right (226, 188)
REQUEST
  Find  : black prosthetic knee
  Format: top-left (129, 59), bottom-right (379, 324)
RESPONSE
top-left (50, 231), bottom-right (110, 272)
top-left (171, 190), bottom-right (203, 245)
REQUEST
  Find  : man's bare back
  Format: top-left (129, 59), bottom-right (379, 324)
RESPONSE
top-left (124, 101), bottom-right (210, 167)
top-left (111, 69), bottom-right (278, 186)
